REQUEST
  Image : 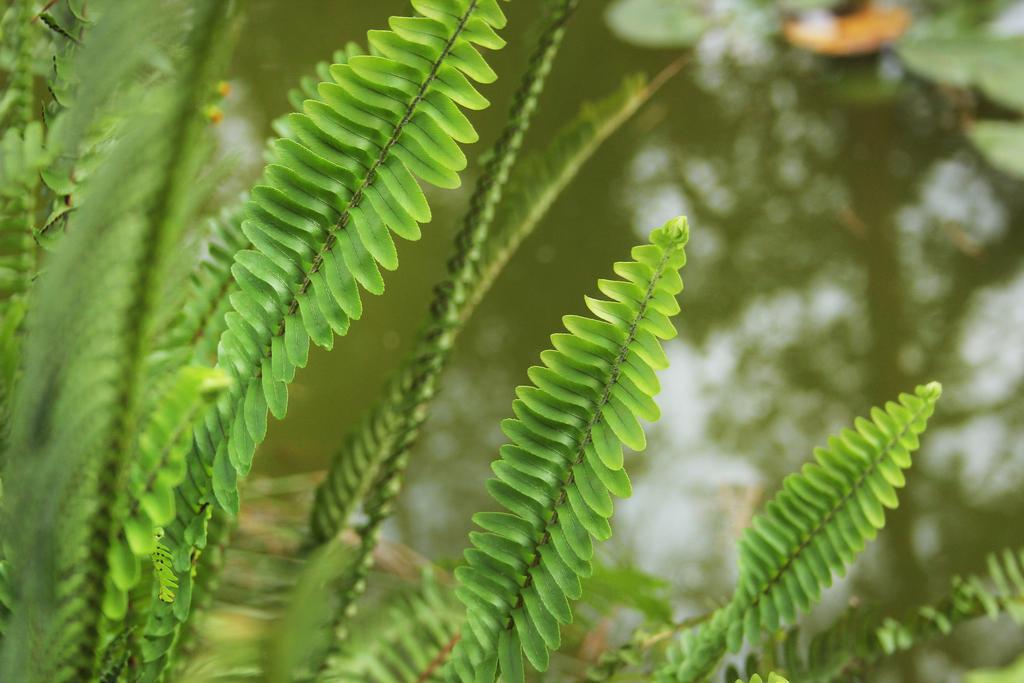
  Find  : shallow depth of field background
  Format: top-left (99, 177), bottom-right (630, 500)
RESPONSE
top-left (213, 2), bottom-right (1024, 679)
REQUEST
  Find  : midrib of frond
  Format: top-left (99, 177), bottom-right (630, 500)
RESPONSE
top-left (505, 245), bottom-right (675, 626)
top-left (738, 402), bottom-right (931, 616)
top-left (268, 0), bottom-right (481, 342)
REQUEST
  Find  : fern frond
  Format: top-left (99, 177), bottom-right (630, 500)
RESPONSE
top-left (308, 65), bottom-right (661, 548)
top-left (202, 0), bottom-right (508, 516)
top-left (310, 0), bottom-right (579, 547)
top-left (784, 546), bottom-right (1024, 682)
top-left (307, 569), bottom-right (462, 683)
top-left (739, 675), bottom-right (787, 683)
top-left (142, 47), bottom-right (377, 677)
top-left (101, 365), bottom-right (230, 621)
top-left (166, 45), bottom-right (368, 368)
top-left (445, 218), bottom-right (690, 682)
top-left (669, 383), bottom-right (943, 682)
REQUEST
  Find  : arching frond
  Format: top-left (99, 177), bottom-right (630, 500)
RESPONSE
top-left (668, 383), bottom-right (943, 682)
top-left (144, 46), bottom-right (377, 677)
top-left (445, 218), bottom-right (690, 682)
top-left (203, 0), bottom-right (509, 516)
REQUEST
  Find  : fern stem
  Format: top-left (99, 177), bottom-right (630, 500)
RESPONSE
top-left (416, 632), bottom-right (462, 683)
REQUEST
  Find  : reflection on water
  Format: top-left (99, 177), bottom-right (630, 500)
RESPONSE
top-left (229, 1), bottom-right (1024, 678)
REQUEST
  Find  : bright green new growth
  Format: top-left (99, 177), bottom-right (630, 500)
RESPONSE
top-left (446, 217), bottom-right (690, 682)
top-left (102, 366), bottom-right (230, 620)
top-left (669, 382), bottom-right (942, 682)
top-left (740, 675), bottom-right (788, 683)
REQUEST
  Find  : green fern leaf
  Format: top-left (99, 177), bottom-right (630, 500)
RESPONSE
top-left (742, 546), bottom-right (1024, 682)
top-left (445, 217), bottom-right (690, 682)
top-left (201, 0), bottom-right (508, 516)
top-left (730, 383), bottom-right (942, 647)
top-left (100, 366), bottom-right (229, 619)
top-left (739, 675), bottom-right (788, 683)
top-left (303, 6), bottom-right (578, 671)
top-left (166, 45), bottom-right (370, 369)
top-left (671, 382), bottom-right (943, 682)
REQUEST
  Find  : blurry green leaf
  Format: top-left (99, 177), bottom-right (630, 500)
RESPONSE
top-left (582, 562), bottom-right (673, 623)
top-left (605, 0), bottom-right (711, 48)
top-left (968, 120), bottom-right (1024, 179)
top-left (897, 37), bottom-right (1024, 111)
top-left (967, 653), bottom-right (1024, 683)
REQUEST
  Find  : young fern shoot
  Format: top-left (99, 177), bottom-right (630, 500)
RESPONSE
top-left (446, 217), bottom-right (690, 682)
